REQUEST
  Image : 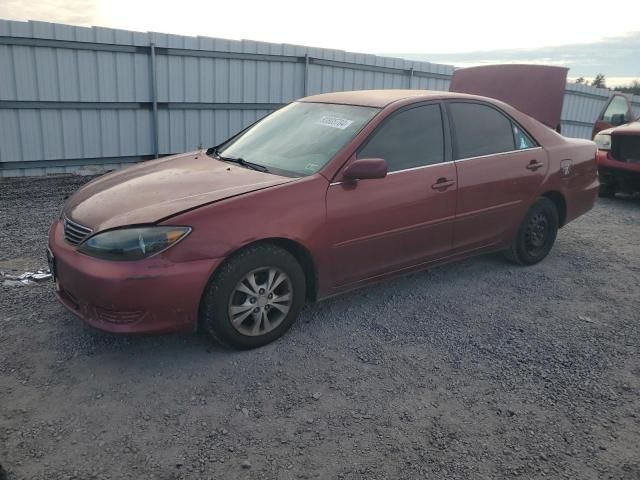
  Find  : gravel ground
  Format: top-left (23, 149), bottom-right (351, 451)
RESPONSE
top-left (0, 175), bottom-right (639, 480)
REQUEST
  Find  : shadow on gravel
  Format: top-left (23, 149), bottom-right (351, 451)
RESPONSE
top-left (52, 319), bottom-right (212, 362)
top-left (601, 193), bottom-right (640, 206)
top-left (49, 252), bottom-right (513, 363)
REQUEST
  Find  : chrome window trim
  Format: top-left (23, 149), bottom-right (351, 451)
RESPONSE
top-left (329, 160), bottom-right (454, 185)
top-left (454, 146), bottom-right (543, 163)
top-left (387, 160), bottom-right (455, 175)
top-left (329, 146), bottom-right (543, 186)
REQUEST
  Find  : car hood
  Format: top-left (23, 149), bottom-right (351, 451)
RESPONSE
top-left (597, 121), bottom-right (640, 136)
top-left (64, 151), bottom-right (297, 231)
top-left (449, 64), bottom-right (568, 130)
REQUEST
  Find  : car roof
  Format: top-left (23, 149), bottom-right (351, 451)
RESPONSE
top-left (298, 89), bottom-right (467, 108)
top-left (297, 88), bottom-right (570, 151)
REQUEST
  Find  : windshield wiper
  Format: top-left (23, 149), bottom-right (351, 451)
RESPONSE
top-left (210, 147), bottom-right (269, 173)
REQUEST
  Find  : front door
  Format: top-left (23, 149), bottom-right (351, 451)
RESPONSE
top-left (592, 94), bottom-right (633, 136)
top-left (326, 103), bottom-right (457, 287)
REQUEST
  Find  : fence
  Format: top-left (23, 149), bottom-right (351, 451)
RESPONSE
top-left (1, 19), bottom-right (639, 177)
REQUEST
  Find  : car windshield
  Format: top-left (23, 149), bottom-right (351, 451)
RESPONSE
top-left (217, 102), bottom-right (379, 176)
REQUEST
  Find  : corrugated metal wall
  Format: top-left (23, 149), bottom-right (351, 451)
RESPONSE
top-left (1, 20), bottom-right (639, 177)
top-left (0, 20), bottom-right (453, 177)
top-left (561, 84), bottom-right (612, 139)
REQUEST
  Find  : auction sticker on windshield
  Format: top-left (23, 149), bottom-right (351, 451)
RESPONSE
top-left (317, 116), bottom-right (353, 130)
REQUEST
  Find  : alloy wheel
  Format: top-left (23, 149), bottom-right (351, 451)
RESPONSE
top-left (228, 267), bottom-right (293, 336)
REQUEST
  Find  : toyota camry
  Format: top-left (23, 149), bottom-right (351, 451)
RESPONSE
top-left (48, 71), bottom-right (598, 348)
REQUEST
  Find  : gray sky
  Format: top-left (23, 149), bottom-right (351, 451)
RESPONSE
top-left (1, 0), bottom-right (639, 84)
top-left (396, 32), bottom-right (640, 87)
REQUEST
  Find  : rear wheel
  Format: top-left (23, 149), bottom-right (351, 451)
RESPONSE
top-left (200, 244), bottom-right (306, 349)
top-left (505, 197), bottom-right (559, 265)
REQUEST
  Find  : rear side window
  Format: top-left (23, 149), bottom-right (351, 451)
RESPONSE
top-left (358, 104), bottom-right (444, 172)
top-left (449, 102), bottom-right (515, 159)
top-left (513, 124), bottom-right (535, 149)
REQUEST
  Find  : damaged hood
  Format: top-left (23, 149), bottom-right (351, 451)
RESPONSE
top-left (449, 64), bottom-right (568, 130)
top-left (65, 152), bottom-right (296, 231)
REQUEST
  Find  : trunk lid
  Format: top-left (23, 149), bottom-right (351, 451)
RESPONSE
top-left (449, 64), bottom-right (568, 131)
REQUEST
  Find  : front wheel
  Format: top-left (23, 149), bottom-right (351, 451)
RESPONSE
top-left (504, 197), bottom-right (559, 266)
top-left (200, 244), bottom-right (306, 349)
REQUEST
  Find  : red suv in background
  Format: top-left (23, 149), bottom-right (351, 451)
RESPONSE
top-left (592, 94), bottom-right (640, 197)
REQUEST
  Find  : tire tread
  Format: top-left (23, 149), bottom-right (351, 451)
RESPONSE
top-left (504, 197), bottom-right (558, 266)
top-left (200, 243), bottom-right (305, 349)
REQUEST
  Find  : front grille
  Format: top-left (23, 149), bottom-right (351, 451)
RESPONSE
top-left (63, 216), bottom-right (92, 246)
top-left (612, 136), bottom-right (640, 164)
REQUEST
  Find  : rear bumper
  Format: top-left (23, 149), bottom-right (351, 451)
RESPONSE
top-left (48, 219), bottom-right (222, 334)
top-left (562, 165), bottom-right (599, 226)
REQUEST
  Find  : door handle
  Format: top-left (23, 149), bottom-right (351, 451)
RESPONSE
top-left (526, 160), bottom-right (544, 171)
top-left (431, 178), bottom-right (455, 190)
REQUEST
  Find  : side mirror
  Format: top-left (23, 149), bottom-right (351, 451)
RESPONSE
top-left (342, 158), bottom-right (388, 181)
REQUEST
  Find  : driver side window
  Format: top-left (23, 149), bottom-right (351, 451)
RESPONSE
top-left (358, 104), bottom-right (444, 172)
top-left (601, 95), bottom-right (630, 124)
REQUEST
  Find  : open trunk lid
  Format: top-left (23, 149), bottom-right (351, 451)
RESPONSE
top-left (449, 64), bottom-right (568, 131)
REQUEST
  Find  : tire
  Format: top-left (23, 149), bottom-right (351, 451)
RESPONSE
top-left (598, 183), bottom-right (616, 198)
top-left (200, 244), bottom-right (306, 349)
top-left (504, 197), bottom-right (559, 266)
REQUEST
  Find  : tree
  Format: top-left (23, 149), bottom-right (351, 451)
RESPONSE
top-left (591, 73), bottom-right (606, 88)
top-left (617, 80), bottom-right (640, 96)
top-left (575, 77), bottom-right (585, 84)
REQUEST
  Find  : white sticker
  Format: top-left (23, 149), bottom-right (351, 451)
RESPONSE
top-left (317, 115), bottom-right (353, 130)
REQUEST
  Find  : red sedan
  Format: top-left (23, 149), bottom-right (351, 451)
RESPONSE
top-left (48, 88), bottom-right (598, 348)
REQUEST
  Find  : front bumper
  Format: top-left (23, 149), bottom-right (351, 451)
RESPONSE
top-left (597, 150), bottom-right (640, 190)
top-left (48, 219), bottom-right (222, 334)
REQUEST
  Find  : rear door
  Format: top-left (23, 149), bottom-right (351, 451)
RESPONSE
top-left (447, 101), bottom-right (548, 252)
top-left (326, 103), bottom-right (457, 287)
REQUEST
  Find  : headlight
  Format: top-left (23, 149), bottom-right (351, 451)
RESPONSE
top-left (593, 133), bottom-right (611, 151)
top-left (78, 226), bottom-right (191, 261)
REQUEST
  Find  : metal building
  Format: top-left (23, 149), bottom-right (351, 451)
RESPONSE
top-left (1, 20), bottom-right (639, 177)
